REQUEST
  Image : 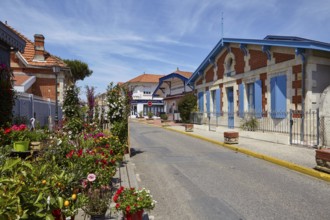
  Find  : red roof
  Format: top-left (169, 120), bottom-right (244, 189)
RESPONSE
top-left (13, 74), bottom-right (32, 86)
top-left (127, 73), bottom-right (165, 83)
top-left (173, 70), bottom-right (192, 79)
top-left (4, 23), bottom-right (66, 67)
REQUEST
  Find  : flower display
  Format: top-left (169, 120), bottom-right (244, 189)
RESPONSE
top-left (113, 187), bottom-right (156, 215)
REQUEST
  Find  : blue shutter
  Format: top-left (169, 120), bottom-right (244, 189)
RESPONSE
top-left (275, 75), bottom-right (287, 118)
top-left (216, 89), bottom-right (221, 115)
top-left (239, 83), bottom-right (245, 118)
top-left (254, 80), bottom-right (262, 118)
top-left (270, 75), bottom-right (287, 119)
top-left (198, 92), bottom-right (204, 112)
top-left (270, 77), bottom-right (276, 118)
top-left (206, 90), bottom-right (210, 113)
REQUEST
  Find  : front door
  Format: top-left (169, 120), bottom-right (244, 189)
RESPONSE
top-left (227, 87), bottom-right (234, 128)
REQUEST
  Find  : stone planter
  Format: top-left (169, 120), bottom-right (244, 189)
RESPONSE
top-left (315, 148), bottom-right (330, 173)
top-left (185, 124), bottom-right (194, 132)
top-left (30, 141), bottom-right (41, 150)
top-left (224, 131), bottom-right (239, 144)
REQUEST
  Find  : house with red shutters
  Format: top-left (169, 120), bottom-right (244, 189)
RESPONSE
top-left (187, 35), bottom-right (330, 147)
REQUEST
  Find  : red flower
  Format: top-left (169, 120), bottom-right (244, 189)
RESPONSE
top-left (126, 205), bottom-right (131, 213)
top-left (66, 150), bottom-right (75, 158)
top-left (113, 194), bottom-right (118, 202)
top-left (52, 208), bottom-right (62, 217)
top-left (77, 149), bottom-right (83, 157)
top-left (115, 203), bottom-right (120, 209)
top-left (109, 150), bottom-right (114, 155)
top-left (4, 128), bottom-right (11, 134)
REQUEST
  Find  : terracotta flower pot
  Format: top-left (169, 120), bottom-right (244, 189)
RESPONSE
top-left (125, 210), bottom-right (143, 220)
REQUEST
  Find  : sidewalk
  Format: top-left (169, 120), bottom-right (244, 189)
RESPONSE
top-left (136, 118), bottom-right (330, 182)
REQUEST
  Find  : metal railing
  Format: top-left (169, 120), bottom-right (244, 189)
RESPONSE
top-left (190, 110), bottom-right (321, 147)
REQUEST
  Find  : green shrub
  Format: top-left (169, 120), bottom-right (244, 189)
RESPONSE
top-left (240, 116), bottom-right (259, 131)
top-left (178, 93), bottom-right (197, 123)
top-left (160, 113), bottom-right (168, 120)
top-left (147, 112), bottom-right (153, 119)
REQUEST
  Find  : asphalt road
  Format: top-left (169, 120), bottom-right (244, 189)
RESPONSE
top-left (129, 121), bottom-right (330, 220)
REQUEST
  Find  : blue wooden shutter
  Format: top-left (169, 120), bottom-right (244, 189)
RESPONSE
top-left (254, 80), bottom-right (262, 118)
top-left (275, 75), bottom-right (287, 118)
top-left (198, 92), bottom-right (204, 112)
top-left (239, 83), bottom-right (244, 118)
top-left (206, 90), bottom-right (210, 113)
top-left (270, 75), bottom-right (287, 118)
top-left (270, 77), bottom-right (276, 118)
top-left (216, 89), bottom-right (221, 115)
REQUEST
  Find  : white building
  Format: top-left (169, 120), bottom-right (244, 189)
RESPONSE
top-left (126, 73), bottom-right (164, 117)
top-left (153, 69), bottom-right (192, 120)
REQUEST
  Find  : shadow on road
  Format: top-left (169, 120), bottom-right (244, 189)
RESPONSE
top-left (130, 147), bottom-right (144, 157)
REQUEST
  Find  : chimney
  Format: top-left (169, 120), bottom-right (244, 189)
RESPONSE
top-left (33, 34), bottom-right (45, 61)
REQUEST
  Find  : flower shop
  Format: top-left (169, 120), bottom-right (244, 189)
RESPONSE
top-left (0, 82), bottom-right (156, 220)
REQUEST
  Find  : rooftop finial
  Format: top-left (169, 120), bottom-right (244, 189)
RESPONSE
top-left (221, 12), bottom-right (224, 39)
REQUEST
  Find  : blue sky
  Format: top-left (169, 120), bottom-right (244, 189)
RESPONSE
top-left (1, 0), bottom-right (330, 98)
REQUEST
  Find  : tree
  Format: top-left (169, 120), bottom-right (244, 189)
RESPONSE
top-left (63, 59), bottom-right (93, 83)
top-left (0, 63), bottom-right (15, 128)
top-left (85, 86), bottom-right (95, 123)
top-left (178, 93), bottom-right (197, 123)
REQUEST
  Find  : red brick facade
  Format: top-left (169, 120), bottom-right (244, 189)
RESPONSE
top-left (260, 73), bottom-right (267, 112)
top-left (231, 47), bottom-right (245, 74)
top-left (31, 78), bottom-right (57, 100)
top-left (216, 51), bottom-right (227, 80)
top-left (205, 67), bottom-right (214, 83)
top-left (292, 64), bottom-right (302, 109)
top-left (249, 49), bottom-right (268, 70)
top-left (273, 52), bottom-right (295, 64)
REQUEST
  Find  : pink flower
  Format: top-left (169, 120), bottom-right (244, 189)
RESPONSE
top-left (87, 173), bottom-right (96, 182)
top-left (82, 179), bottom-right (88, 188)
top-left (11, 125), bottom-right (19, 131)
top-left (18, 124), bottom-right (27, 131)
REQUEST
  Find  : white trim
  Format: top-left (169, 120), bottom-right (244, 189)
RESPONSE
top-left (14, 76), bottom-right (36, 92)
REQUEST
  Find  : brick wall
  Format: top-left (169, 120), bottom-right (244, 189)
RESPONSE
top-left (292, 64), bottom-right (302, 109)
top-left (31, 78), bottom-right (57, 100)
top-left (196, 77), bottom-right (203, 86)
top-left (260, 73), bottom-right (267, 112)
top-left (216, 51), bottom-right (227, 79)
top-left (249, 49), bottom-right (268, 70)
top-left (219, 83), bottom-right (223, 112)
top-left (205, 67), bottom-right (214, 83)
top-left (231, 47), bottom-right (245, 74)
top-left (273, 52), bottom-right (295, 64)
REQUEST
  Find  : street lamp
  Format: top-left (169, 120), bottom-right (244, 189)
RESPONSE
top-left (52, 66), bottom-right (61, 127)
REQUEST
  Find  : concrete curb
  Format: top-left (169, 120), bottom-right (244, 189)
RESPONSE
top-left (162, 127), bottom-right (330, 182)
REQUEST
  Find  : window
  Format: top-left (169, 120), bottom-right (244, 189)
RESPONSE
top-left (198, 92), bottom-right (204, 112)
top-left (270, 75), bottom-right (287, 118)
top-left (143, 91), bottom-right (151, 95)
top-left (247, 83), bottom-right (255, 111)
top-left (212, 90), bottom-right (216, 113)
top-left (239, 80), bottom-right (262, 118)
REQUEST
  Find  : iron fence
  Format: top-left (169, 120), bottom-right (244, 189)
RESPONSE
top-left (190, 110), bottom-right (321, 147)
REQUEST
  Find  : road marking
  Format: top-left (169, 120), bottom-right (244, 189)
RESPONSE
top-left (136, 173), bottom-right (141, 182)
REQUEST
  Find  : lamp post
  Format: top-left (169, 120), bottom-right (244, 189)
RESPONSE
top-left (52, 66), bottom-right (61, 127)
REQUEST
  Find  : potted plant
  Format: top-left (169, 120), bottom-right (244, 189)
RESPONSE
top-left (113, 187), bottom-right (156, 220)
top-left (7, 124), bottom-right (30, 151)
top-left (81, 174), bottom-right (112, 219)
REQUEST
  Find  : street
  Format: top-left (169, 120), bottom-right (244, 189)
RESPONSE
top-left (129, 121), bottom-right (330, 220)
